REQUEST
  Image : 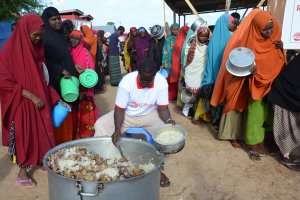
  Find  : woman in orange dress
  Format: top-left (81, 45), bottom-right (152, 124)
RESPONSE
top-left (211, 9), bottom-right (285, 161)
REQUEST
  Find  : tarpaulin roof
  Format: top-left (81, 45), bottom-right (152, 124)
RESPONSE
top-left (165, 0), bottom-right (268, 15)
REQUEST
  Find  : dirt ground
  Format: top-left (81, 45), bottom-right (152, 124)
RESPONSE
top-left (1, 72), bottom-right (300, 200)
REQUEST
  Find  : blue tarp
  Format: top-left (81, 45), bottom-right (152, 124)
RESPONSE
top-left (0, 20), bottom-right (14, 49)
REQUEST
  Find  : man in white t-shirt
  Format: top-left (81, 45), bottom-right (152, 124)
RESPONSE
top-left (94, 58), bottom-right (175, 187)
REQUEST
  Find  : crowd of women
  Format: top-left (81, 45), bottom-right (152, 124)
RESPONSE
top-left (1, 5), bottom-right (300, 188)
top-left (122, 8), bottom-right (300, 170)
top-left (0, 7), bottom-right (109, 187)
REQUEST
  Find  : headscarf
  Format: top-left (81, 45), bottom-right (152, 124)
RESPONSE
top-left (211, 9), bottom-right (286, 113)
top-left (124, 27), bottom-right (137, 70)
top-left (0, 14), bottom-right (59, 166)
top-left (201, 14), bottom-right (232, 87)
top-left (184, 27), bottom-right (210, 91)
top-left (135, 27), bottom-right (152, 67)
top-left (170, 25), bottom-right (189, 83)
top-left (62, 19), bottom-right (74, 31)
top-left (162, 22), bottom-right (180, 75)
top-left (62, 19), bottom-right (74, 38)
top-left (81, 25), bottom-right (97, 62)
top-left (96, 30), bottom-right (105, 61)
top-left (70, 30), bottom-right (95, 70)
top-left (42, 7), bottom-right (77, 95)
top-left (147, 25), bottom-right (165, 71)
top-left (268, 54), bottom-right (300, 112)
top-left (97, 30), bottom-right (105, 43)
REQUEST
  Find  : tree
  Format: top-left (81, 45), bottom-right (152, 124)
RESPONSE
top-left (0, 0), bottom-right (48, 20)
top-left (106, 22), bottom-right (115, 26)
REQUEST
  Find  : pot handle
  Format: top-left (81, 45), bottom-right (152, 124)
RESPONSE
top-left (75, 181), bottom-right (104, 198)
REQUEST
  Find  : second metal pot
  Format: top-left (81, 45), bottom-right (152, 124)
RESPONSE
top-left (152, 124), bottom-right (187, 154)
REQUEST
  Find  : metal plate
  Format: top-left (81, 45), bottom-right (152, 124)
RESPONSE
top-left (226, 60), bottom-right (252, 77)
top-left (228, 47), bottom-right (255, 68)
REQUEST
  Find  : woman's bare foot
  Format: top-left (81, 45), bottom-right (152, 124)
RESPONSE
top-left (247, 142), bottom-right (269, 162)
top-left (16, 168), bottom-right (36, 188)
top-left (39, 165), bottom-right (48, 174)
top-left (160, 171), bottom-right (170, 187)
top-left (248, 143), bottom-right (269, 155)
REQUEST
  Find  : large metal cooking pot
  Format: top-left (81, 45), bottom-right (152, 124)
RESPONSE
top-left (43, 137), bottom-right (164, 200)
top-left (152, 124), bottom-right (187, 154)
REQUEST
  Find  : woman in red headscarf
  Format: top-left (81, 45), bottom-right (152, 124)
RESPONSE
top-left (211, 9), bottom-right (285, 160)
top-left (0, 14), bottom-right (60, 187)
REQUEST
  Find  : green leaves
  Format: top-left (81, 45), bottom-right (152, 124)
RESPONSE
top-left (0, 0), bottom-right (47, 20)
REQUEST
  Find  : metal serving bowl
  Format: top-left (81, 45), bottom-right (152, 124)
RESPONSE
top-left (226, 47), bottom-right (255, 77)
top-left (181, 88), bottom-right (196, 104)
top-left (191, 17), bottom-right (207, 32)
top-left (152, 124), bottom-right (187, 154)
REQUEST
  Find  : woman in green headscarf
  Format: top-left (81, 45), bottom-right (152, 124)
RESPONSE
top-left (162, 23), bottom-right (180, 100)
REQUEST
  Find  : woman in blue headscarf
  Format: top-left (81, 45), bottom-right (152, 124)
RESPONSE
top-left (200, 13), bottom-right (236, 128)
top-left (162, 22), bottom-right (180, 100)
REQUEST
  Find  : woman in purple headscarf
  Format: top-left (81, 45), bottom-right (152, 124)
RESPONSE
top-left (135, 27), bottom-right (152, 68)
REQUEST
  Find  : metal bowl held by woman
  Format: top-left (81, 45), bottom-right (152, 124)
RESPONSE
top-left (191, 17), bottom-right (207, 32)
top-left (43, 137), bottom-right (164, 200)
top-left (226, 47), bottom-right (255, 77)
top-left (181, 88), bottom-right (196, 104)
top-left (150, 24), bottom-right (164, 39)
top-left (152, 124), bottom-right (187, 154)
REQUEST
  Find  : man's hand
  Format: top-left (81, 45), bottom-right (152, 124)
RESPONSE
top-left (112, 131), bottom-right (122, 145)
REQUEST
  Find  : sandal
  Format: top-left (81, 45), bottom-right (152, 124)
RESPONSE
top-left (280, 158), bottom-right (300, 171)
top-left (160, 172), bottom-right (170, 187)
top-left (16, 178), bottom-right (36, 188)
top-left (212, 125), bottom-right (219, 132)
top-left (248, 151), bottom-right (267, 162)
top-left (192, 120), bottom-right (201, 126)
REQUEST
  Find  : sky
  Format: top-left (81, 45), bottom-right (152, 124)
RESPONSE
top-left (49, 0), bottom-right (248, 32)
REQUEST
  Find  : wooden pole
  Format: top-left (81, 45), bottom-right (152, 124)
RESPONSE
top-left (173, 12), bottom-right (176, 23)
top-left (163, 0), bottom-right (166, 25)
top-left (225, 0), bottom-right (231, 14)
top-left (162, 0), bottom-right (170, 38)
top-left (184, 0), bottom-right (200, 18)
top-left (257, 0), bottom-right (266, 8)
